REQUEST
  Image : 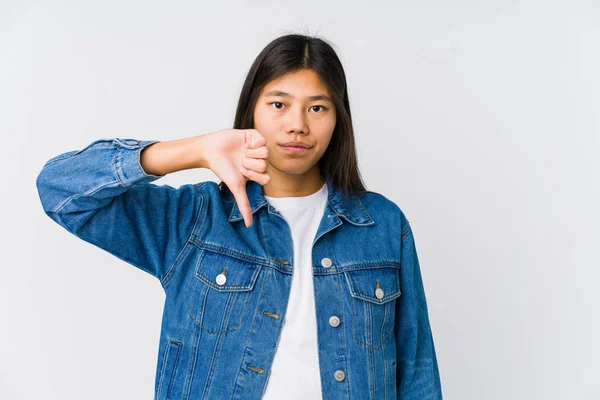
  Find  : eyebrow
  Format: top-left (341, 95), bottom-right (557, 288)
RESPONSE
top-left (264, 90), bottom-right (334, 104)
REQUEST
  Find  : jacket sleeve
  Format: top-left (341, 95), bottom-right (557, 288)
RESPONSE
top-left (395, 212), bottom-right (443, 399)
top-left (35, 137), bottom-right (204, 288)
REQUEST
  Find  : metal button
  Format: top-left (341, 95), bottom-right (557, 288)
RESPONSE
top-left (321, 257), bottom-right (332, 268)
top-left (334, 370), bottom-right (345, 382)
top-left (216, 273), bottom-right (226, 286)
top-left (329, 316), bottom-right (340, 327)
top-left (375, 288), bottom-right (384, 299)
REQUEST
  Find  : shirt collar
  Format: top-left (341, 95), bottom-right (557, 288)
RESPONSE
top-left (228, 175), bottom-right (375, 226)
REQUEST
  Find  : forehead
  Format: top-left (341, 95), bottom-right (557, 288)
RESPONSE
top-left (261, 69), bottom-right (330, 94)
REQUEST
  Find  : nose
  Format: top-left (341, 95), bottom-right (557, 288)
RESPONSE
top-left (284, 105), bottom-right (309, 135)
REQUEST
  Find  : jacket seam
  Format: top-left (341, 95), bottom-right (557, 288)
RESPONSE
top-left (401, 216), bottom-right (411, 241)
top-left (51, 179), bottom-right (120, 214)
top-left (160, 187), bottom-right (207, 289)
top-left (401, 230), bottom-right (410, 241)
top-left (52, 146), bottom-right (122, 213)
top-left (113, 146), bottom-right (127, 186)
top-left (355, 196), bottom-right (375, 222)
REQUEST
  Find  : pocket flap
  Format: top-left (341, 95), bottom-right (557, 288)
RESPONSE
top-left (344, 267), bottom-right (402, 304)
top-left (194, 249), bottom-right (262, 292)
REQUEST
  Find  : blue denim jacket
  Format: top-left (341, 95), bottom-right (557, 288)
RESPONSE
top-left (35, 137), bottom-right (443, 399)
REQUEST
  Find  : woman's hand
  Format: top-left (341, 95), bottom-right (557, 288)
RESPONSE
top-left (203, 128), bottom-right (271, 228)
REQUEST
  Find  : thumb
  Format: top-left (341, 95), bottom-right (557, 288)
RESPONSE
top-left (244, 129), bottom-right (257, 149)
top-left (230, 183), bottom-right (253, 228)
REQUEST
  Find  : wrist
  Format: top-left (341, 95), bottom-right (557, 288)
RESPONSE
top-left (192, 133), bottom-right (211, 170)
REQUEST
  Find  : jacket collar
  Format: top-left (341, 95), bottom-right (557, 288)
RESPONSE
top-left (228, 175), bottom-right (375, 226)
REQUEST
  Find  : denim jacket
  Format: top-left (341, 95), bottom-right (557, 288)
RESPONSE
top-left (35, 137), bottom-right (443, 400)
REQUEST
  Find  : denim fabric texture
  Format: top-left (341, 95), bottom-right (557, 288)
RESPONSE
top-left (35, 137), bottom-right (443, 400)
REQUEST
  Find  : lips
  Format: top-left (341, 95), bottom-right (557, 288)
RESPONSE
top-left (279, 142), bottom-right (312, 149)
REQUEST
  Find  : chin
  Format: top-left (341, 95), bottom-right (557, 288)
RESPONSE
top-left (271, 162), bottom-right (313, 176)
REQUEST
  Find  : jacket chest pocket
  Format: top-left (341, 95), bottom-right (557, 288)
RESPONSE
top-left (188, 248), bottom-right (262, 334)
top-left (343, 267), bottom-right (402, 350)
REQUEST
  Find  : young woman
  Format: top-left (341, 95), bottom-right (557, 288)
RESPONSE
top-left (36, 34), bottom-right (442, 399)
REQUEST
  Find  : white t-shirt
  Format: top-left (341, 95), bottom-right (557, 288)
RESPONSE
top-left (261, 181), bottom-right (328, 400)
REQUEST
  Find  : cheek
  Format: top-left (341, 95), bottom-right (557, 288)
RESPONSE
top-left (326, 113), bottom-right (337, 132)
top-left (316, 117), bottom-right (336, 145)
top-left (313, 112), bottom-right (336, 134)
top-left (254, 109), bottom-right (279, 136)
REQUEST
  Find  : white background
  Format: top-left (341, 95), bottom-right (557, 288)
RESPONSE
top-left (1, 1), bottom-right (599, 399)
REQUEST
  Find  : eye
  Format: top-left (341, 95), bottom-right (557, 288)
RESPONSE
top-left (268, 102), bottom-right (328, 113)
top-left (310, 105), bottom-right (327, 113)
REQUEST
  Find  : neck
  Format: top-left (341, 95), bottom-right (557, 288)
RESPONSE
top-left (262, 166), bottom-right (325, 198)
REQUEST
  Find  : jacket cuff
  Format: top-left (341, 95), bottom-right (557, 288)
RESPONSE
top-left (113, 138), bottom-right (165, 186)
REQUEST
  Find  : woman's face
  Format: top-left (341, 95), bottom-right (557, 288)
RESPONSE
top-left (253, 68), bottom-right (337, 179)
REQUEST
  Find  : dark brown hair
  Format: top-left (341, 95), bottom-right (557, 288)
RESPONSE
top-left (218, 32), bottom-right (368, 198)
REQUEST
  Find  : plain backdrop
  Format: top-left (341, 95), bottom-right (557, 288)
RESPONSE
top-left (1, 1), bottom-right (599, 399)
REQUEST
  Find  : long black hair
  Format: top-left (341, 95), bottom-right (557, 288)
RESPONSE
top-left (218, 33), bottom-right (368, 198)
